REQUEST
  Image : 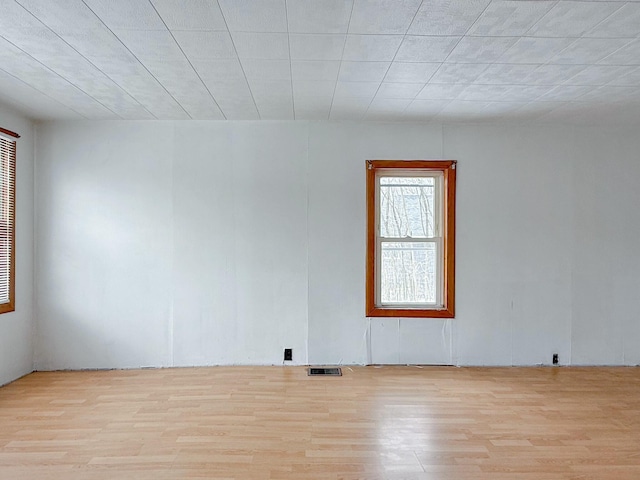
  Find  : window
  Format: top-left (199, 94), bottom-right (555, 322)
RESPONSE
top-left (366, 160), bottom-right (456, 318)
top-left (0, 127), bottom-right (17, 314)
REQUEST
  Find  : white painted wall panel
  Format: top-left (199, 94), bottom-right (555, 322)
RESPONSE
top-left (0, 104), bottom-right (34, 386)
top-left (172, 122), bottom-right (308, 365)
top-left (171, 122), bottom-right (237, 366)
top-left (35, 122), bottom-right (174, 369)
top-left (570, 128), bottom-right (640, 365)
top-left (444, 126), bottom-right (573, 366)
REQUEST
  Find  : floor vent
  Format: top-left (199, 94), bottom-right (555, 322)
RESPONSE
top-left (307, 367), bottom-right (342, 376)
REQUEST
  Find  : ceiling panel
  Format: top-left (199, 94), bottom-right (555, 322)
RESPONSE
top-left (115, 30), bottom-right (224, 118)
top-left (291, 60), bottom-right (340, 81)
top-left (16, 0), bottom-right (107, 32)
top-left (58, 33), bottom-right (188, 118)
top-left (565, 65), bottom-right (637, 86)
top-left (334, 81), bottom-right (379, 99)
top-left (458, 84), bottom-right (512, 102)
top-left (218, 0), bottom-right (287, 33)
top-left (287, 0), bottom-right (353, 34)
top-left (467, 1), bottom-right (554, 36)
top-left (584, 3), bottom-right (640, 38)
top-left (342, 34), bottom-right (403, 61)
top-left (395, 36), bottom-right (460, 63)
top-left (500, 85), bottom-right (551, 102)
top-left (150, 0), bottom-right (227, 31)
top-left (448, 36), bottom-right (518, 63)
top-left (295, 96), bottom-right (333, 121)
top-left (475, 64), bottom-right (539, 85)
top-left (256, 100), bottom-right (294, 120)
top-left (173, 31), bottom-right (236, 60)
top-left (0, 27), bottom-right (151, 118)
top-left (232, 32), bottom-right (289, 60)
top-left (416, 84), bottom-right (467, 101)
top-left (524, 64), bottom-right (587, 86)
top-left (1, 0), bottom-right (640, 125)
top-left (429, 63), bottom-right (489, 84)
top-left (329, 96), bottom-right (370, 119)
top-left (249, 79), bottom-right (292, 102)
top-left (498, 37), bottom-right (575, 64)
top-left (577, 86), bottom-right (640, 103)
top-left (289, 34), bottom-right (345, 60)
top-left (0, 37), bottom-right (116, 118)
top-left (338, 61), bottom-right (389, 82)
top-left (538, 85), bottom-right (593, 102)
top-left (408, 0), bottom-right (491, 36)
top-left (192, 58), bottom-right (246, 83)
top-left (550, 38), bottom-right (632, 65)
top-left (242, 59), bottom-right (291, 81)
top-left (609, 67), bottom-right (640, 87)
top-left (349, 0), bottom-right (421, 35)
top-left (384, 63), bottom-right (440, 83)
top-left (526, 1), bottom-right (624, 38)
top-left (0, 67), bottom-right (82, 119)
top-left (0, 0), bottom-right (56, 35)
top-left (366, 98), bottom-right (411, 117)
top-left (438, 100), bottom-right (493, 118)
top-left (404, 99), bottom-right (449, 116)
top-left (376, 82), bottom-right (424, 99)
top-left (598, 39), bottom-right (640, 66)
top-left (83, 0), bottom-right (166, 30)
top-left (293, 80), bottom-right (336, 97)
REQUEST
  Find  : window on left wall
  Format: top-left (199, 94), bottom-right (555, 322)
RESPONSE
top-left (0, 128), bottom-right (18, 314)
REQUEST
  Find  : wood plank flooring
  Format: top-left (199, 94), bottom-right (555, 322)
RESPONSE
top-left (1, 366), bottom-right (640, 479)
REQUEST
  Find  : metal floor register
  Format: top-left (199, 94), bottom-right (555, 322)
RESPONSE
top-left (307, 367), bottom-right (342, 376)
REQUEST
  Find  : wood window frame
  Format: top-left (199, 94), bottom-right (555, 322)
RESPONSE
top-left (0, 127), bottom-right (18, 315)
top-left (366, 160), bottom-right (456, 318)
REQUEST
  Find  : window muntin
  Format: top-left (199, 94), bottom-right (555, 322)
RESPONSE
top-left (366, 160), bottom-right (456, 318)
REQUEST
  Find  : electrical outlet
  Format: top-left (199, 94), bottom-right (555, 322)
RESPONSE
top-left (284, 348), bottom-right (292, 361)
top-left (553, 353), bottom-right (559, 365)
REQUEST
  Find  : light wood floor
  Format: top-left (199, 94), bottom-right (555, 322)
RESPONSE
top-left (1, 366), bottom-right (639, 479)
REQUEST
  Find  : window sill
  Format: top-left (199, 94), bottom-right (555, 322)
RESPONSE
top-left (366, 305), bottom-right (454, 318)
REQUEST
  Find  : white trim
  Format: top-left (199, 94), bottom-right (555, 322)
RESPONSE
top-left (0, 133), bottom-right (18, 142)
top-left (374, 168), bottom-right (444, 308)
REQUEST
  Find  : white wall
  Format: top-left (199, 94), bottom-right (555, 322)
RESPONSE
top-left (0, 104), bottom-right (34, 385)
top-left (34, 120), bottom-right (640, 369)
top-left (570, 128), bottom-right (640, 365)
top-left (445, 126), bottom-right (573, 366)
top-left (35, 121), bottom-right (309, 369)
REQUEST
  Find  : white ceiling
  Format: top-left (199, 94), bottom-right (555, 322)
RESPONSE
top-left (1, 0), bottom-right (640, 124)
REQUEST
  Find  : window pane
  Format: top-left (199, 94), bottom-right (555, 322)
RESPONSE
top-left (380, 242), bottom-right (437, 304)
top-left (379, 176), bottom-right (435, 238)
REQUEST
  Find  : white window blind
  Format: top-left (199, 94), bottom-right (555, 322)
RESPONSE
top-left (0, 133), bottom-right (16, 313)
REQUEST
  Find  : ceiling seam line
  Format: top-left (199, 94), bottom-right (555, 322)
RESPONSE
top-left (80, 0), bottom-right (191, 119)
top-left (13, 0), bottom-right (157, 119)
top-left (0, 65), bottom-right (89, 119)
top-left (362, 0), bottom-right (426, 120)
top-left (285, 0), bottom-right (296, 120)
top-left (0, 34), bottom-right (120, 118)
top-left (147, 0), bottom-right (227, 120)
top-left (328, 0), bottom-right (355, 121)
top-left (216, 0), bottom-right (261, 120)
